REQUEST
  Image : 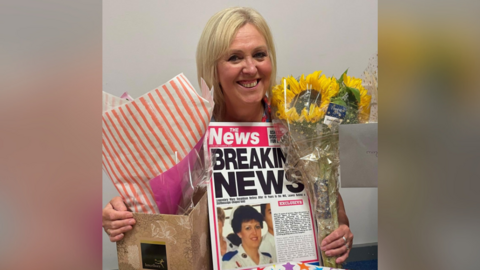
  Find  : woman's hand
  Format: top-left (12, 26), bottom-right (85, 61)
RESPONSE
top-left (320, 224), bottom-right (354, 264)
top-left (102, 196), bottom-right (136, 242)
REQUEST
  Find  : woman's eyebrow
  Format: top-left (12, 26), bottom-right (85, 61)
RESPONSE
top-left (227, 46), bottom-right (268, 54)
top-left (253, 45), bottom-right (268, 51)
top-left (226, 49), bottom-right (244, 55)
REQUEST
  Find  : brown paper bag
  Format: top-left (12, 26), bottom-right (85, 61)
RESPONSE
top-left (116, 191), bottom-right (211, 270)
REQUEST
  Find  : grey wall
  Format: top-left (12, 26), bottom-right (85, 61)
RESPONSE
top-left (103, 1), bottom-right (377, 269)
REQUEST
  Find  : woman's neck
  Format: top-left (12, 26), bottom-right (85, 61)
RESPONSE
top-left (223, 101), bottom-right (263, 122)
top-left (219, 237), bottom-right (227, 255)
top-left (242, 244), bottom-right (260, 264)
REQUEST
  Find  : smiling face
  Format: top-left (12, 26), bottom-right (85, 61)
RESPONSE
top-left (237, 219), bottom-right (262, 250)
top-left (217, 23), bottom-right (272, 120)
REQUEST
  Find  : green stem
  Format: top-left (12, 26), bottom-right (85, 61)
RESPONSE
top-left (312, 131), bottom-right (341, 268)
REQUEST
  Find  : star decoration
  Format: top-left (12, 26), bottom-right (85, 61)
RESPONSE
top-left (282, 262), bottom-right (295, 270)
top-left (297, 262), bottom-right (311, 270)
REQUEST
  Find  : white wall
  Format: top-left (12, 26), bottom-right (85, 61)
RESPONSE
top-left (103, 1), bottom-right (377, 269)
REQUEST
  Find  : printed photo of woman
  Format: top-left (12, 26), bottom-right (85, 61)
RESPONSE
top-left (222, 205), bottom-right (273, 269)
top-left (217, 207), bottom-right (238, 256)
top-left (259, 203), bottom-right (276, 263)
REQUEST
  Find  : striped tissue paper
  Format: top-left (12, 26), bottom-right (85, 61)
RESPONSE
top-left (102, 74), bottom-right (213, 214)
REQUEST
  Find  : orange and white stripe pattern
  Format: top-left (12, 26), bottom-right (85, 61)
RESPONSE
top-left (102, 74), bottom-right (212, 214)
top-left (102, 91), bottom-right (131, 113)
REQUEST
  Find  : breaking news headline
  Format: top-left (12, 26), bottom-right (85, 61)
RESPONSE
top-left (211, 147), bottom-right (304, 198)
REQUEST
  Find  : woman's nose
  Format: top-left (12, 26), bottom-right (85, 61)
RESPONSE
top-left (242, 57), bottom-right (257, 75)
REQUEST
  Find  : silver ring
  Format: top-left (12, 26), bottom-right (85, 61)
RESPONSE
top-left (345, 243), bottom-right (350, 250)
top-left (342, 236), bottom-right (347, 244)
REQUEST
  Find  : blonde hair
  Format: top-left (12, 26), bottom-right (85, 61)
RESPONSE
top-left (217, 207), bottom-right (226, 223)
top-left (196, 7), bottom-right (277, 122)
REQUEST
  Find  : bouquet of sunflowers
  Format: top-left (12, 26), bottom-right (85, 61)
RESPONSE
top-left (270, 70), bottom-right (371, 268)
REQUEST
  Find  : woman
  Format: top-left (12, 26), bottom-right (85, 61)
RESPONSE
top-left (217, 207), bottom-right (238, 256)
top-left (102, 6), bottom-right (353, 265)
top-left (222, 205), bottom-right (271, 269)
top-left (259, 203), bottom-right (276, 262)
top-left (196, 7), bottom-right (276, 123)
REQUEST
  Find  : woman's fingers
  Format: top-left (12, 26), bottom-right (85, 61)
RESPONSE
top-left (103, 208), bottom-right (134, 223)
top-left (110, 218), bottom-right (136, 229)
top-left (322, 236), bottom-right (349, 251)
top-left (110, 196), bottom-right (129, 211)
top-left (320, 229), bottom-right (341, 247)
top-left (320, 225), bottom-right (349, 250)
top-left (324, 242), bottom-right (349, 257)
top-left (335, 247), bottom-right (351, 264)
top-left (320, 224), bottom-right (354, 263)
top-left (104, 215), bottom-right (135, 242)
top-left (109, 232), bottom-right (125, 242)
top-left (102, 197), bottom-right (133, 223)
top-left (107, 225), bottom-right (134, 242)
top-left (102, 197), bottom-right (136, 242)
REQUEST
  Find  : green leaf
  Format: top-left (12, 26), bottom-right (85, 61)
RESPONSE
top-left (337, 69), bottom-right (349, 84)
top-left (346, 86), bottom-right (361, 103)
top-left (330, 98), bottom-right (347, 107)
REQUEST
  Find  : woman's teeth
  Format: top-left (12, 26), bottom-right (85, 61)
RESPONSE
top-left (239, 80), bottom-right (258, 88)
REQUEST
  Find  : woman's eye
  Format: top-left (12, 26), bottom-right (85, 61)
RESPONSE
top-left (254, 52), bottom-right (267, 59)
top-left (228, 55), bottom-right (240, 62)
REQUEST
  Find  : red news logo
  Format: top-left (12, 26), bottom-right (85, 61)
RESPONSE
top-left (209, 127), bottom-right (260, 145)
top-left (278, 200), bottom-right (303, 207)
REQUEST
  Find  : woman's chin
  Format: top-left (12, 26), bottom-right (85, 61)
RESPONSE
top-left (235, 88), bottom-right (266, 102)
top-left (236, 96), bottom-right (264, 107)
top-left (244, 242), bottom-right (261, 250)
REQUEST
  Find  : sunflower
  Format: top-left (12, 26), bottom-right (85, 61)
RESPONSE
top-left (272, 71), bottom-right (339, 124)
top-left (341, 74), bottom-right (372, 123)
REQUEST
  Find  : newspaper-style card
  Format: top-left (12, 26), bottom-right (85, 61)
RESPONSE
top-left (207, 122), bottom-right (319, 270)
top-left (339, 123), bottom-right (378, 188)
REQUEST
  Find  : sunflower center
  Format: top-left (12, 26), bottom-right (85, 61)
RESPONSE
top-left (290, 90), bottom-right (322, 114)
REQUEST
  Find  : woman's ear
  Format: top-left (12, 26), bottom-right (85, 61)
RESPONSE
top-left (237, 232), bottom-right (242, 239)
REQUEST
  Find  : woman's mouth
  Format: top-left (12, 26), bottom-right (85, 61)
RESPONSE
top-left (237, 79), bottom-right (260, 88)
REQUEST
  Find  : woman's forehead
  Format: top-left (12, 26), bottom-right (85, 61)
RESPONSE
top-left (230, 24), bottom-right (266, 47)
top-left (242, 219), bottom-right (260, 225)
